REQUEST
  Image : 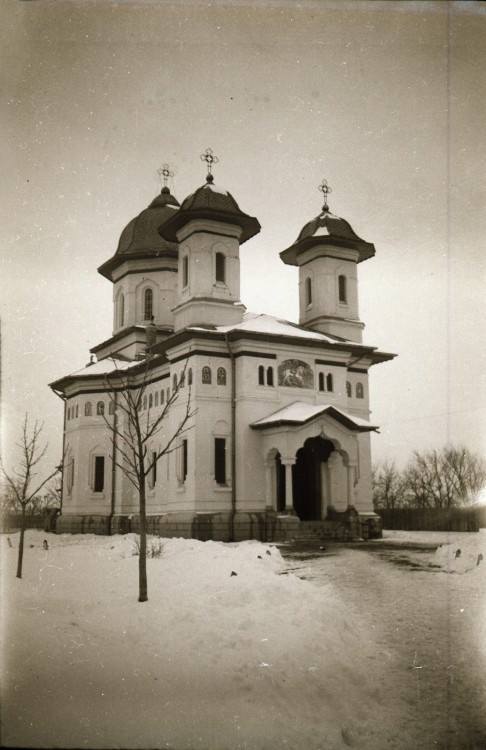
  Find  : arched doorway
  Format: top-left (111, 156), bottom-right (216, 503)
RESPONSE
top-left (292, 436), bottom-right (334, 521)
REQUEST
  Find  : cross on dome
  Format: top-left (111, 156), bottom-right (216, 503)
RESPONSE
top-left (200, 148), bottom-right (219, 183)
top-left (318, 179), bottom-right (332, 210)
top-left (157, 163), bottom-right (174, 188)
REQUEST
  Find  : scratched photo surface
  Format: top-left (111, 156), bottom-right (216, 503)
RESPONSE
top-left (1, 1), bottom-right (485, 749)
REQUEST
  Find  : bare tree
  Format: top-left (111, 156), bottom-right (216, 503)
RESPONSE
top-left (1, 415), bottom-right (61, 578)
top-left (104, 358), bottom-right (195, 602)
top-left (403, 445), bottom-right (486, 509)
top-left (372, 460), bottom-right (405, 510)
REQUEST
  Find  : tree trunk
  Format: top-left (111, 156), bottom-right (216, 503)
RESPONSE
top-left (17, 503), bottom-right (26, 579)
top-left (138, 479), bottom-right (148, 602)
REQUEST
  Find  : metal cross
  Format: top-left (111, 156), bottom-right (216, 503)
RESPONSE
top-left (200, 148), bottom-right (219, 176)
top-left (318, 179), bottom-right (332, 209)
top-left (157, 163), bottom-right (174, 188)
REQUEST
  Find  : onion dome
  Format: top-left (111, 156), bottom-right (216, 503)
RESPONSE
top-left (159, 173), bottom-right (261, 245)
top-left (98, 186), bottom-right (180, 281)
top-left (280, 181), bottom-right (375, 265)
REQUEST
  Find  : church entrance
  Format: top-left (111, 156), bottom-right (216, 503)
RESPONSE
top-left (292, 436), bottom-right (334, 521)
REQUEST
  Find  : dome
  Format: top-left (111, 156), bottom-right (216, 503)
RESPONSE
top-left (159, 175), bottom-right (260, 245)
top-left (98, 187), bottom-right (180, 281)
top-left (280, 206), bottom-right (375, 265)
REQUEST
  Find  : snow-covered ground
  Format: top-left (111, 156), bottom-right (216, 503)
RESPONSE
top-left (1, 530), bottom-right (485, 749)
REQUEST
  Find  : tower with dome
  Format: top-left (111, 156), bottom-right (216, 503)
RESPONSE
top-left (50, 152), bottom-right (395, 541)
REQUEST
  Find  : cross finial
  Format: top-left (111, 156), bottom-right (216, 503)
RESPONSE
top-left (200, 148), bottom-right (219, 182)
top-left (318, 179), bottom-right (332, 210)
top-left (157, 163), bottom-right (174, 189)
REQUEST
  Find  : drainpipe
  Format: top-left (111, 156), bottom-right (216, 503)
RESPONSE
top-left (109, 391), bottom-right (118, 535)
top-left (224, 334), bottom-right (236, 542)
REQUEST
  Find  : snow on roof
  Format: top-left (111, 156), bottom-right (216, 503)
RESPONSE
top-left (251, 401), bottom-right (378, 432)
top-left (193, 312), bottom-right (350, 344)
top-left (66, 357), bottom-right (138, 378)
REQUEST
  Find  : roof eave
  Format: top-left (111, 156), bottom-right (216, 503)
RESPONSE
top-left (159, 209), bottom-right (261, 245)
top-left (280, 236), bottom-right (375, 266)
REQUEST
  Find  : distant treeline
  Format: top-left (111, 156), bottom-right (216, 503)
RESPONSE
top-left (377, 506), bottom-right (486, 532)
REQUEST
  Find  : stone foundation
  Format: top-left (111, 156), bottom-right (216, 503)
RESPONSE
top-left (55, 509), bottom-right (382, 542)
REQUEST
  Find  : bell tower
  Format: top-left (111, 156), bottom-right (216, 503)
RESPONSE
top-left (279, 180), bottom-right (375, 344)
top-left (159, 149), bottom-right (261, 332)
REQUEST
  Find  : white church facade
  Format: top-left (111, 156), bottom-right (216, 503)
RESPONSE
top-left (50, 154), bottom-right (395, 542)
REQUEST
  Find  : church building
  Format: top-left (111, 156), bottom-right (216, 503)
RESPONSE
top-left (49, 151), bottom-right (395, 542)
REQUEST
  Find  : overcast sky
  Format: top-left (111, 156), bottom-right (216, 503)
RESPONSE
top-left (1, 0), bottom-right (485, 481)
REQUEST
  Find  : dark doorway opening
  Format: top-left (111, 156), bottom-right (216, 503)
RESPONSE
top-left (292, 437), bottom-right (334, 521)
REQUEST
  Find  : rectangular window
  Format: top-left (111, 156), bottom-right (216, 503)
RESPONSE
top-left (94, 456), bottom-right (105, 493)
top-left (214, 438), bottom-right (226, 485)
top-left (149, 451), bottom-right (157, 488)
top-left (215, 252), bottom-right (225, 283)
top-left (182, 439), bottom-right (188, 482)
top-left (182, 256), bottom-right (189, 288)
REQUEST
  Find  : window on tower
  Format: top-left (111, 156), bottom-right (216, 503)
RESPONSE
top-left (346, 381), bottom-right (352, 398)
top-left (305, 277), bottom-right (312, 307)
top-left (182, 256), bottom-right (189, 288)
top-left (144, 288), bottom-right (153, 321)
top-left (338, 275), bottom-right (347, 304)
top-left (215, 252), bottom-right (225, 283)
top-left (118, 293), bottom-right (125, 328)
top-left (356, 382), bottom-right (364, 399)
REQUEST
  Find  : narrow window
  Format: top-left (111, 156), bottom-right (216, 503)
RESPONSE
top-left (109, 400), bottom-right (115, 415)
top-left (356, 382), bottom-right (364, 399)
top-left (75, 404), bottom-right (79, 418)
top-left (188, 368), bottom-right (193, 386)
top-left (173, 374), bottom-right (177, 391)
top-left (154, 392), bottom-right (159, 407)
top-left (217, 367), bottom-right (226, 386)
top-left (160, 389), bottom-right (165, 404)
top-left (149, 451), bottom-right (157, 488)
top-left (202, 366), bottom-right (212, 384)
top-left (118, 293), bottom-right (125, 327)
top-left (85, 401), bottom-right (92, 416)
top-left (267, 367), bottom-right (274, 386)
top-left (326, 373), bottom-right (334, 392)
top-left (182, 256), bottom-right (189, 288)
top-left (346, 381), bottom-right (352, 398)
top-left (338, 275), bottom-right (347, 304)
top-left (97, 401), bottom-right (105, 416)
top-left (305, 277), bottom-right (312, 306)
top-left (144, 288), bottom-right (153, 320)
top-left (67, 458), bottom-right (74, 494)
top-left (94, 456), bottom-right (105, 492)
top-left (166, 387), bottom-right (170, 402)
top-left (258, 365), bottom-right (265, 385)
top-left (143, 394), bottom-right (147, 410)
top-left (182, 439), bottom-right (188, 482)
top-left (319, 373), bottom-right (325, 392)
top-left (149, 393), bottom-right (153, 409)
top-left (215, 252), bottom-right (225, 283)
top-left (214, 438), bottom-right (226, 485)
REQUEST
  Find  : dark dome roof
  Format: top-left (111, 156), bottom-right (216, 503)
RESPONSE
top-left (98, 187), bottom-right (180, 281)
top-left (280, 207), bottom-right (375, 265)
top-left (159, 175), bottom-right (260, 245)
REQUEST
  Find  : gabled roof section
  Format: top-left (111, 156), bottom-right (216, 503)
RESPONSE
top-left (280, 208), bottom-right (375, 265)
top-left (251, 402), bottom-right (379, 432)
top-left (159, 175), bottom-right (261, 245)
top-left (98, 187), bottom-right (180, 281)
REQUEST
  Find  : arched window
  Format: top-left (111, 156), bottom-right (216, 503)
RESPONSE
top-left (166, 387), bottom-right (170, 402)
top-left (85, 401), bottom-right (92, 416)
top-left (215, 252), bottom-right (225, 283)
top-left (182, 256), bottom-right (189, 288)
top-left (217, 367), bottom-right (226, 386)
top-left (67, 407), bottom-right (71, 421)
top-left (154, 392), bottom-right (159, 407)
top-left (267, 367), bottom-right (274, 386)
top-left (160, 389), bottom-right (165, 404)
top-left (318, 373), bottom-right (325, 391)
top-left (202, 366), bottom-right (212, 385)
top-left (188, 368), bottom-right (193, 386)
top-left (305, 277), bottom-right (312, 307)
top-left (356, 382), bottom-right (364, 399)
top-left (67, 456), bottom-right (75, 494)
top-left (143, 394), bottom-right (147, 410)
top-left (75, 404), bottom-right (79, 418)
top-left (144, 288), bottom-right (153, 321)
top-left (346, 381), bottom-right (352, 398)
top-left (173, 374), bottom-right (177, 391)
top-left (109, 400), bottom-right (115, 415)
top-left (118, 292), bottom-right (125, 328)
top-left (258, 365), bottom-right (265, 385)
top-left (338, 275), bottom-right (347, 304)
top-left (149, 393), bottom-right (153, 409)
top-left (326, 373), bottom-right (334, 392)
top-left (97, 401), bottom-right (105, 416)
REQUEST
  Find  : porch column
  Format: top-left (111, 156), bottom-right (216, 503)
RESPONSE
top-left (347, 464), bottom-right (357, 509)
top-left (281, 458), bottom-right (296, 515)
top-left (327, 451), bottom-right (339, 512)
top-left (264, 460), bottom-right (274, 511)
